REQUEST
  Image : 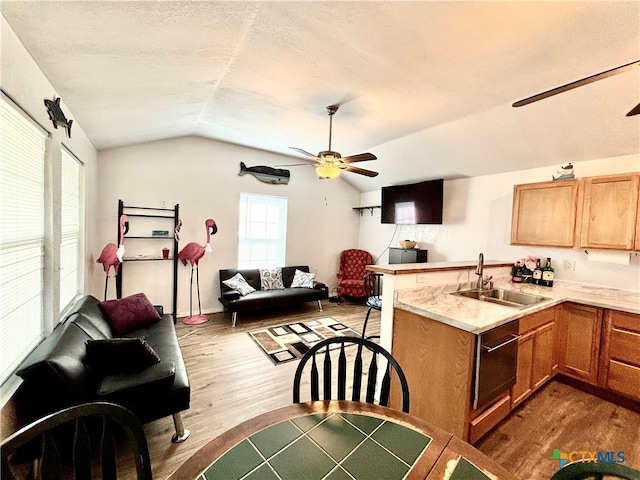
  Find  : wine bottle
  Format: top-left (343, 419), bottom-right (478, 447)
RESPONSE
top-left (542, 257), bottom-right (554, 287)
top-left (512, 261), bottom-right (523, 283)
top-left (532, 258), bottom-right (542, 285)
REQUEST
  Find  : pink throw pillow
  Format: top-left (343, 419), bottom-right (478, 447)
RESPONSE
top-left (99, 293), bottom-right (161, 336)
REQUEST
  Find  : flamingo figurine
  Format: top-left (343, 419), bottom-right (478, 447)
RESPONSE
top-left (178, 218), bottom-right (217, 325)
top-left (96, 214), bottom-right (129, 300)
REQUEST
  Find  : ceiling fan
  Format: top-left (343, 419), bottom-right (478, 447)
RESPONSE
top-left (282, 105), bottom-right (378, 178)
top-left (512, 60), bottom-right (640, 116)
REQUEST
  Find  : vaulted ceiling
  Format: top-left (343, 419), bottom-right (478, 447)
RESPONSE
top-left (2, 1), bottom-right (639, 191)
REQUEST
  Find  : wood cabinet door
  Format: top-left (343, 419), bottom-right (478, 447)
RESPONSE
top-left (580, 173), bottom-right (639, 250)
top-left (511, 180), bottom-right (579, 247)
top-left (531, 322), bottom-right (555, 390)
top-left (557, 303), bottom-right (602, 384)
top-left (511, 330), bottom-right (534, 408)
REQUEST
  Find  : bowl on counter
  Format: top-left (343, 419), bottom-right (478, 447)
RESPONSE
top-left (399, 240), bottom-right (417, 249)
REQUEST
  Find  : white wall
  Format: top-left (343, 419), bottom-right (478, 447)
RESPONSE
top-left (95, 137), bottom-right (361, 316)
top-left (1, 16), bottom-right (99, 323)
top-left (359, 155), bottom-right (640, 291)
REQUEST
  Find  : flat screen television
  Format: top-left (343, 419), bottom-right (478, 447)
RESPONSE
top-left (381, 179), bottom-right (444, 224)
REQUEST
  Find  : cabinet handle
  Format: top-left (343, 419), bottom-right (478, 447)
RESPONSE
top-left (483, 334), bottom-right (521, 353)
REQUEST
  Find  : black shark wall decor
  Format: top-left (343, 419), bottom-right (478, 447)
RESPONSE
top-left (239, 162), bottom-right (290, 184)
top-left (44, 97), bottom-right (72, 138)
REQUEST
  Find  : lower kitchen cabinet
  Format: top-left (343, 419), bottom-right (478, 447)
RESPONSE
top-left (598, 310), bottom-right (640, 401)
top-left (556, 302), bottom-right (602, 384)
top-left (511, 307), bottom-right (556, 408)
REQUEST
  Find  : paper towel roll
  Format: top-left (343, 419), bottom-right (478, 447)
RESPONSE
top-left (586, 251), bottom-right (630, 265)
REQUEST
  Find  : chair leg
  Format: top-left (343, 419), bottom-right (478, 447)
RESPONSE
top-left (317, 299), bottom-right (323, 312)
top-left (362, 307), bottom-right (372, 338)
top-left (171, 412), bottom-right (190, 443)
top-left (231, 311), bottom-right (238, 327)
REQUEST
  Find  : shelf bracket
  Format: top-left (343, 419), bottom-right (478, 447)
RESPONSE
top-left (353, 206), bottom-right (381, 216)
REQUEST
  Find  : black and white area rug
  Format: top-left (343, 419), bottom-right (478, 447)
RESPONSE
top-left (248, 317), bottom-right (359, 365)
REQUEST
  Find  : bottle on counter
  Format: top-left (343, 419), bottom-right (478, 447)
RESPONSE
top-left (542, 257), bottom-right (554, 287)
top-left (511, 261), bottom-right (523, 283)
top-left (532, 258), bottom-right (542, 285)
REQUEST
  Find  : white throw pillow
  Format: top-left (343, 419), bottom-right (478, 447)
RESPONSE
top-left (291, 269), bottom-right (315, 288)
top-left (259, 268), bottom-right (285, 290)
top-left (222, 273), bottom-right (256, 296)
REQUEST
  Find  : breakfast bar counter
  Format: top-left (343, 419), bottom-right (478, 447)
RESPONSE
top-left (394, 278), bottom-right (640, 335)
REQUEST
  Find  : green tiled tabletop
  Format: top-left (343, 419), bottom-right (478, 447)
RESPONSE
top-left (168, 402), bottom-right (517, 480)
top-left (201, 412), bottom-right (432, 480)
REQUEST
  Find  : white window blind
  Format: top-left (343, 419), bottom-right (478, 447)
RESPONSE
top-left (60, 148), bottom-right (82, 311)
top-left (238, 193), bottom-right (287, 268)
top-left (0, 96), bottom-right (46, 385)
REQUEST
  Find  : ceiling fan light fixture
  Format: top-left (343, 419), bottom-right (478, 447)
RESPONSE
top-left (316, 164), bottom-right (341, 179)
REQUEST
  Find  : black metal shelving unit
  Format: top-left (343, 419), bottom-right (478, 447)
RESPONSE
top-left (115, 199), bottom-right (179, 322)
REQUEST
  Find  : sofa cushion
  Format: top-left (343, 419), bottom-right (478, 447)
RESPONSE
top-left (99, 293), bottom-right (161, 336)
top-left (222, 273), bottom-right (256, 296)
top-left (86, 338), bottom-right (161, 374)
top-left (96, 361), bottom-right (176, 399)
top-left (291, 269), bottom-right (316, 288)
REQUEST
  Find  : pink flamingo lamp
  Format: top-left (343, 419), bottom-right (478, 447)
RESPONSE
top-left (96, 214), bottom-right (129, 300)
top-left (178, 218), bottom-right (217, 325)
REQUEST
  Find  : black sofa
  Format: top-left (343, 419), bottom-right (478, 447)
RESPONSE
top-left (218, 265), bottom-right (328, 326)
top-left (13, 295), bottom-right (190, 442)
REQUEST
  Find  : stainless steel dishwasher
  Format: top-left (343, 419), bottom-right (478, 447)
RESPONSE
top-left (473, 319), bottom-right (520, 410)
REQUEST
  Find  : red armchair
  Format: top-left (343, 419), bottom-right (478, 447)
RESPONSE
top-left (336, 249), bottom-right (373, 298)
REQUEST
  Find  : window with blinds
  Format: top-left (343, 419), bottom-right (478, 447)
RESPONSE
top-left (0, 95), bottom-right (47, 385)
top-left (238, 193), bottom-right (287, 268)
top-left (60, 148), bottom-right (82, 312)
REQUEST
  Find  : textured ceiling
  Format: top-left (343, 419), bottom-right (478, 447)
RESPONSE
top-left (2, 1), bottom-right (639, 191)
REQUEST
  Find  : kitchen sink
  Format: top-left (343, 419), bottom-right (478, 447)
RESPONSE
top-left (452, 288), bottom-right (550, 308)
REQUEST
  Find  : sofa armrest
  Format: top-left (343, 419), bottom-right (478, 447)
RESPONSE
top-left (154, 305), bottom-right (164, 316)
top-left (313, 281), bottom-right (327, 290)
top-left (96, 361), bottom-right (176, 399)
top-left (221, 290), bottom-right (241, 301)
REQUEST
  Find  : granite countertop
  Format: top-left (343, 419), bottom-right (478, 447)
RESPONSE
top-left (367, 260), bottom-right (512, 275)
top-left (394, 277), bottom-right (640, 335)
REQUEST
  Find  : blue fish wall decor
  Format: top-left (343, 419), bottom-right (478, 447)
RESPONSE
top-left (44, 97), bottom-right (73, 138)
top-left (239, 162), bottom-right (290, 184)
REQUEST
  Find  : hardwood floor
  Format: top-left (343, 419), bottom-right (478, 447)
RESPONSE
top-left (477, 380), bottom-right (640, 480)
top-left (139, 301), bottom-right (640, 479)
top-left (142, 300), bottom-right (375, 479)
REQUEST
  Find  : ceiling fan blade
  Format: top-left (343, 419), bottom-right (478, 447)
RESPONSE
top-left (344, 165), bottom-right (379, 177)
top-left (289, 147), bottom-right (319, 159)
top-left (341, 153), bottom-right (377, 164)
top-left (626, 102), bottom-right (640, 117)
top-left (512, 60), bottom-right (640, 108)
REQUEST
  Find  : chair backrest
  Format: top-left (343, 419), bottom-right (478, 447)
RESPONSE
top-left (292, 336), bottom-right (410, 413)
top-left (363, 272), bottom-right (383, 302)
top-left (1, 402), bottom-right (152, 480)
top-left (338, 249), bottom-right (373, 280)
top-left (549, 462), bottom-right (640, 480)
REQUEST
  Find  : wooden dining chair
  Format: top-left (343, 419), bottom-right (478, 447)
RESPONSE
top-left (549, 462), bottom-right (640, 480)
top-left (1, 402), bottom-right (152, 480)
top-left (292, 336), bottom-right (410, 413)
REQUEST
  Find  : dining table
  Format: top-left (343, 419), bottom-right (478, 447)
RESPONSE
top-left (168, 401), bottom-right (518, 480)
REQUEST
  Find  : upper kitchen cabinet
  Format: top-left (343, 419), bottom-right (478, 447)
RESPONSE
top-left (511, 180), bottom-right (579, 247)
top-left (579, 173), bottom-right (639, 251)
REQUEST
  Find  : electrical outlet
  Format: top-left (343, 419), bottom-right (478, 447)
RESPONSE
top-left (565, 260), bottom-right (575, 271)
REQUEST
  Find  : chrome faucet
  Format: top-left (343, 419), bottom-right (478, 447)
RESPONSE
top-left (475, 252), bottom-right (493, 290)
top-left (475, 253), bottom-right (484, 290)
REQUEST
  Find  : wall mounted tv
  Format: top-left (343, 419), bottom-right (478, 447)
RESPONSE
top-left (381, 179), bottom-right (444, 224)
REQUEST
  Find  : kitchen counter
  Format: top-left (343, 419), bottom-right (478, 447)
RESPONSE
top-left (395, 277), bottom-right (640, 335)
top-left (367, 260), bottom-right (512, 275)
